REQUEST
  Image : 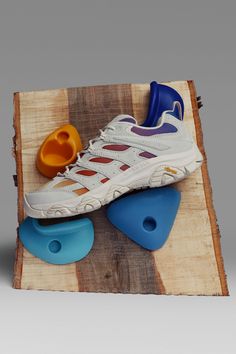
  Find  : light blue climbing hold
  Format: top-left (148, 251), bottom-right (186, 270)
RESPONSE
top-left (19, 217), bottom-right (94, 264)
top-left (106, 187), bottom-right (181, 251)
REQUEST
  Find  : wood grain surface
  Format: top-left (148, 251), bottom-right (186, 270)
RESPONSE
top-left (13, 81), bottom-right (228, 295)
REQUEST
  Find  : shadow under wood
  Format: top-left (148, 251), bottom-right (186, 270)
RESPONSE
top-left (0, 241), bottom-right (15, 287)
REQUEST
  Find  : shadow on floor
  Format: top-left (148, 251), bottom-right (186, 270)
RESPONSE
top-left (0, 241), bottom-right (15, 286)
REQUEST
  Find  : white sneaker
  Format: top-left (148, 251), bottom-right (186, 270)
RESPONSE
top-left (24, 113), bottom-right (203, 218)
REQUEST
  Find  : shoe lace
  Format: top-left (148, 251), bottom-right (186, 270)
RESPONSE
top-left (57, 125), bottom-right (115, 178)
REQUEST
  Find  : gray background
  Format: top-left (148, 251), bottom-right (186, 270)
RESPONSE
top-left (0, 0), bottom-right (235, 353)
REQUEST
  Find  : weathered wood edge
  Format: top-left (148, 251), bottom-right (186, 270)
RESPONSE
top-left (12, 92), bottom-right (24, 289)
top-left (188, 80), bottom-right (229, 296)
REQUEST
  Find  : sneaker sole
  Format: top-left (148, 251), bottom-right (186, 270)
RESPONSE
top-left (24, 144), bottom-right (203, 219)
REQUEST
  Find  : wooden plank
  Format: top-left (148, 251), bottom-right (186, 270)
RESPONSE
top-left (189, 81), bottom-right (228, 295)
top-left (131, 82), bottom-right (227, 295)
top-left (21, 249), bottom-right (78, 292)
top-left (13, 81), bottom-right (228, 295)
top-left (75, 209), bottom-right (161, 294)
top-left (68, 84), bottom-right (134, 143)
top-left (13, 89), bottom-right (79, 291)
top-left (68, 84), bottom-right (161, 294)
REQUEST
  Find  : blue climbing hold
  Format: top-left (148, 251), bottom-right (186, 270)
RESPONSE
top-left (142, 81), bottom-right (184, 127)
top-left (19, 217), bottom-right (94, 264)
top-left (106, 187), bottom-right (181, 251)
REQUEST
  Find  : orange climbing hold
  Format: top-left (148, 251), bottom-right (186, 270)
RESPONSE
top-left (36, 124), bottom-right (82, 178)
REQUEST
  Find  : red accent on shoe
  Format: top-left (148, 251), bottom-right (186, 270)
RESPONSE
top-left (120, 164), bottom-right (130, 171)
top-left (90, 157), bottom-right (113, 163)
top-left (103, 144), bottom-right (130, 151)
top-left (76, 169), bottom-right (97, 176)
top-left (101, 177), bottom-right (109, 183)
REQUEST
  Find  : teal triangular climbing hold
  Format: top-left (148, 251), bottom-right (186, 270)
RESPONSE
top-left (106, 187), bottom-right (181, 251)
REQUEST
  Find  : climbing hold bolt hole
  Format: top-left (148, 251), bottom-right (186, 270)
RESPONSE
top-left (143, 217), bottom-right (157, 232)
top-left (49, 240), bottom-right (62, 253)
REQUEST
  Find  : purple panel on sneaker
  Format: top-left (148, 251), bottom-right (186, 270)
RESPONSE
top-left (139, 151), bottom-right (157, 158)
top-left (131, 123), bottom-right (177, 136)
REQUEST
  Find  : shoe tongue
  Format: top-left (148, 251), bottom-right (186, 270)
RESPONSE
top-left (112, 114), bottom-right (137, 124)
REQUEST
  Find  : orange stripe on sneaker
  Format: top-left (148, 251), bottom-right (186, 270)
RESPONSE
top-left (73, 187), bottom-right (89, 196)
top-left (77, 169), bottom-right (97, 176)
top-left (90, 157), bottom-right (113, 163)
top-left (101, 177), bottom-right (109, 183)
top-left (54, 180), bottom-right (77, 188)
